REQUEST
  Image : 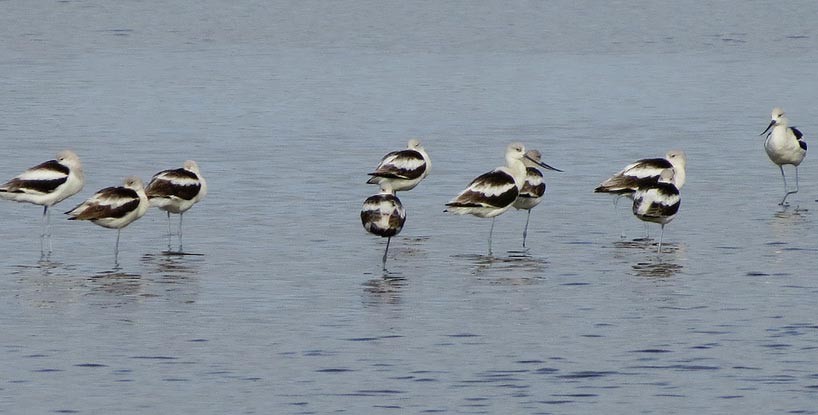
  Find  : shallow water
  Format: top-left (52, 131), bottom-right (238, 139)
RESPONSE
top-left (2, 1), bottom-right (818, 413)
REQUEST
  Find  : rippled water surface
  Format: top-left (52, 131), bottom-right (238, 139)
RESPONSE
top-left (2, 1), bottom-right (818, 413)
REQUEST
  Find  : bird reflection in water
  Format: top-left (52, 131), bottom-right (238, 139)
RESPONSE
top-left (362, 274), bottom-right (406, 307)
top-left (450, 253), bottom-right (547, 285)
top-left (769, 208), bottom-right (811, 254)
top-left (631, 260), bottom-right (683, 278)
top-left (613, 238), bottom-right (683, 255)
top-left (772, 207), bottom-right (809, 233)
top-left (141, 252), bottom-right (202, 279)
top-left (87, 270), bottom-right (144, 299)
top-left (611, 239), bottom-right (685, 278)
top-left (82, 253), bottom-right (202, 304)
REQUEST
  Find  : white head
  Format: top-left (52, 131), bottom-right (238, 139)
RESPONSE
top-left (186, 160), bottom-right (207, 200)
top-left (506, 142), bottom-right (526, 160)
top-left (407, 138), bottom-right (423, 149)
top-left (771, 107), bottom-right (789, 127)
top-left (503, 143), bottom-right (528, 188)
top-left (771, 107), bottom-right (785, 122)
top-left (57, 150), bottom-right (82, 169)
top-left (665, 150), bottom-right (687, 169)
top-left (762, 107), bottom-right (788, 135)
top-left (123, 176), bottom-right (145, 190)
top-left (183, 160), bottom-right (201, 174)
top-left (664, 149), bottom-right (686, 189)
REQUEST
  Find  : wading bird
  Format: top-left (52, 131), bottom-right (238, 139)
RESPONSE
top-left (361, 184), bottom-right (406, 271)
top-left (65, 176), bottom-right (149, 266)
top-left (445, 143), bottom-right (561, 255)
top-left (760, 107), bottom-right (806, 206)
top-left (367, 139), bottom-right (431, 192)
top-left (632, 169), bottom-right (680, 253)
top-left (145, 160), bottom-right (207, 252)
top-left (512, 149), bottom-right (562, 248)
top-left (0, 150), bottom-right (84, 253)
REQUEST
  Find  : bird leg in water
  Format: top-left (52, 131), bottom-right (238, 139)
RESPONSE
top-left (779, 165), bottom-right (799, 206)
top-left (382, 236), bottom-right (391, 270)
top-left (178, 212), bottom-right (184, 252)
top-left (487, 217), bottom-right (496, 256)
top-left (166, 211), bottom-right (172, 251)
top-left (114, 229), bottom-right (121, 265)
top-left (40, 206), bottom-right (48, 253)
top-left (657, 224), bottom-right (665, 254)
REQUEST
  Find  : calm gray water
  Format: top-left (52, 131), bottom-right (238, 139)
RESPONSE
top-left (2, 1), bottom-right (818, 413)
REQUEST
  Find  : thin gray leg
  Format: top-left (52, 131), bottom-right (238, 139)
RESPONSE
top-left (40, 205), bottom-right (47, 253)
top-left (115, 229), bottom-right (121, 265)
top-left (178, 213), bottom-right (184, 252)
top-left (488, 217), bottom-right (495, 256)
top-left (166, 211), bottom-right (172, 251)
top-left (779, 165), bottom-right (797, 205)
top-left (382, 236), bottom-right (391, 270)
top-left (522, 210), bottom-right (531, 248)
top-left (657, 224), bottom-right (665, 254)
top-left (46, 206), bottom-right (53, 253)
top-left (615, 196), bottom-right (627, 239)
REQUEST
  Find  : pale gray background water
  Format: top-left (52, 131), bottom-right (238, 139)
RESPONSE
top-left (2, 1), bottom-right (818, 413)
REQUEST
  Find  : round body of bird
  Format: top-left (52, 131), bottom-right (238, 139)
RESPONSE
top-left (361, 192), bottom-right (406, 238)
top-left (146, 160), bottom-right (207, 214)
top-left (66, 176), bottom-right (149, 230)
top-left (0, 150), bottom-right (85, 207)
top-left (366, 139), bottom-right (431, 192)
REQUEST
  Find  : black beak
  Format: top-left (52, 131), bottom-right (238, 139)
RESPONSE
top-left (526, 155), bottom-right (563, 172)
top-left (760, 119), bottom-right (776, 136)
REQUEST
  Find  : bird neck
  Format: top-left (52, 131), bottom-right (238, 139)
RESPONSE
top-left (506, 156), bottom-right (526, 188)
top-left (672, 168), bottom-right (685, 189)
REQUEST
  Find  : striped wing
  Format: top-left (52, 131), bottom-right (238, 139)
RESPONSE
top-left (595, 158), bottom-right (672, 194)
top-left (368, 149), bottom-right (427, 180)
top-left (446, 169), bottom-right (518, 209)
top-left (633, 183), bottom-right (680, 220)
top-left (66, 187), bottom-right (140, 220)
top-left (791, 127), bottom-right (807, 150)
top-left (361, 193), bottom-right (406, 237)
top-left (0, 160), bottom-right (69, 195)
top-left (146, 168), bottom-right (202, 201)
top-left (518, 167), bottom-right (545, 199)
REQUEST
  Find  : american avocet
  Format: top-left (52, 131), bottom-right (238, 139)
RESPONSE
top-left (595, 150), bottom-right (687, 195)
top-left (65, 176), bottom-right (149, 265)
top-left (595, 150), bottom-right (686, 238)
top-left (512, 149), bottom-right (563, 248)
top-left (632, 169), bottom-right (680, 253)
top-left (361, 184), bottom-right (406, 270)
top-left (367, 139), bottom-right (431, 192)
top-left (0, 150), bottom-right (84, 253)
top-left (445, 143), bottom-right (560, 255)
top-left (761, 107), bottom-right (806, 206)
top-left (145, 160), bottom-right (207, 252)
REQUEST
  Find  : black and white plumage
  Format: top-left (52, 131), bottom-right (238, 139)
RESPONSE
top-left (445, 143), bottom-right (560, 255)
top-left (0, 150), bottom-right (84, 253)
top-left (65, 176), bottom-right (149, 264)
top-left (145, 160), bottom-right (207, 252)
top-left (367, 139), bottom-right (431, 192)
top-left (595, 150), bottom-right (687, 196)
top-left (361, 186), bottom-right (406, 270)
top-left (512, 149), bottom-right (562, 248)
top-left (761, 107), bottom-right (806, 206)
top-left (632, 169), bottom-right (681, 253)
